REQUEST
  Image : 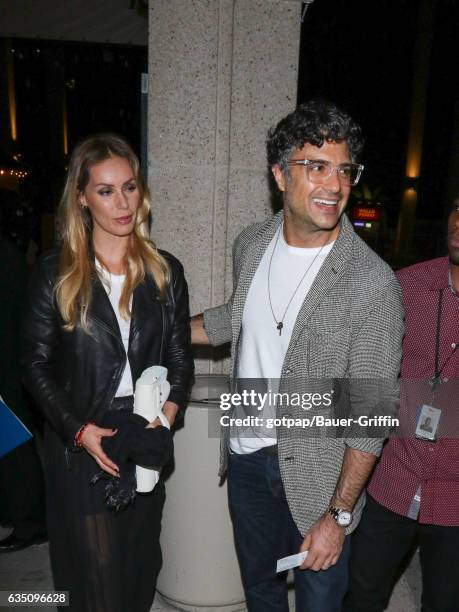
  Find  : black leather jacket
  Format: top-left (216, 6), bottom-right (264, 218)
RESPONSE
top-left (21, 249), bottom-right (193, 446)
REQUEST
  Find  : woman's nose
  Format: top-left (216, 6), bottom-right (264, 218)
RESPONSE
top-left (114, 190), bottom-right (129, 209)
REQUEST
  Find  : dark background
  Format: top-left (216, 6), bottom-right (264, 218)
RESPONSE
top-left (298, 0), bottom-right (459, 262)
top-left (1, 0), bottom-right (458, 266)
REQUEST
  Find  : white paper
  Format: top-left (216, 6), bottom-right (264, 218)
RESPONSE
top-left (415, 404), bottom-right (441, 441)
top-left (276, 551), bottom-right (308, 573)
top-left (133, 366), bottom-right (170, 493)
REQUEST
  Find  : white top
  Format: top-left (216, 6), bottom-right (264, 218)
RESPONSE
top-left (96, 262), bottom-right (134, 397)
top-left (231, 227), bottom-right (334, 454)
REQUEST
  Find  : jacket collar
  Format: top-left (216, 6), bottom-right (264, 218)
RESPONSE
top-left (396, 256), bottom-right (450, 293)
top-left (89, 267), bottom-right (161, 345)
top-left (129, 274), bottom-right (162, 350)
top-left (284, 213), bottom-right (354, 365)
top-left (232, 211), bottom-right (356, 359)
top-left (89, 271), bottom-right (123, 342)
top-left (231, 212), bottom-right (283, 343)
top-left (422, 257), bottom-right (450, 291)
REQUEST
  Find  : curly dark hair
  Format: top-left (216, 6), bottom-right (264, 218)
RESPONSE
top-left (267, 100), bottom-right (364, 173)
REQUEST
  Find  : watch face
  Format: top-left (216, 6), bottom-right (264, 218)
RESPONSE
top-left (337, 511), bottom-right (352, 526)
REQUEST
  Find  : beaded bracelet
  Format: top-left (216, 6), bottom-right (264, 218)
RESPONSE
top-left (74, 421), bottom-right (95, 448)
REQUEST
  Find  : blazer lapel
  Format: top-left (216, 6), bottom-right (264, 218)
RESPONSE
top-left (283, 214), bottom-right (355, 365)
top-left (232, 212), bottom-right (283, 346)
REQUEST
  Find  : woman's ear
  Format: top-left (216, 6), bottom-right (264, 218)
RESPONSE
top-left (79, 192), bottom-right (87, 208)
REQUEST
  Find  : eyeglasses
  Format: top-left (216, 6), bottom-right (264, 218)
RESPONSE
top-left (287, 158), bottom-right (364, 187)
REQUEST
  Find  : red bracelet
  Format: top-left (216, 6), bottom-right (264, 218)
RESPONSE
top-left (75, 421), bottom-right (95, 448)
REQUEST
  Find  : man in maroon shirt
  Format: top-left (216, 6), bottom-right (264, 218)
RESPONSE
top-left (344, 197), bottom-right (459, 612)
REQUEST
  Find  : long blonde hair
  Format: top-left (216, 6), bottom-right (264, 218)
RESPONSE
top-left (55, 133), bottom-right (169, 331)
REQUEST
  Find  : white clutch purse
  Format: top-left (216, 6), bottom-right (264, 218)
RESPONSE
top-left (133, 365), bottom-right (171, 493)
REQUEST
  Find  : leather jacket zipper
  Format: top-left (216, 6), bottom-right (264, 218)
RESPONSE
top-left (92, 316), bottom-right (124, 347)
top-left (65, 447), bottom-right (72, 470)
top-left (159, 301), bottom-right (166, 365)
top-left (92, 315), bottom-right (126, 411)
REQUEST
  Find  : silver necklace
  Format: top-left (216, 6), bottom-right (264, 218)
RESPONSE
top-left (267, 224), bottom-right (328, 336)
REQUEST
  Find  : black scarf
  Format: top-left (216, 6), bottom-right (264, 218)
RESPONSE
top-left (91, 411), bottom-right (173, 511)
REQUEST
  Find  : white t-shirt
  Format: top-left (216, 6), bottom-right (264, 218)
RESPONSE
top-left (96, 262), bottom-right (134, 398)
top-left (231, 227), bottom-right (334, 454)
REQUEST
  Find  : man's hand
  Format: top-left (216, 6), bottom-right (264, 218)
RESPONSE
top-left (191, 314), bottom-right (211, 345)
top-left (298, 448), bottom-right (376, 572)
top-left (80, 423), bottom-right (119, 477)
top-left (299, 512), bottom-right (345, 572)
top-left (146, 400), bottom-right (179, 429)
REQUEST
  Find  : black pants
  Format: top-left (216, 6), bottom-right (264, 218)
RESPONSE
top-left (344, 494), bottom-right (459, 612)
top-left (45, 401), bottom-right (165, 612)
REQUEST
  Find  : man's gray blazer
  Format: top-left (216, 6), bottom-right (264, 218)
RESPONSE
top-left (203, 212), bottom-right (404, 535)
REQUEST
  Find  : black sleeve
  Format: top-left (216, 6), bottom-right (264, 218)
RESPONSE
top-left (163, 257), bottom-right (194, 411)
top-left (21, 257), bottom-right (82, 445)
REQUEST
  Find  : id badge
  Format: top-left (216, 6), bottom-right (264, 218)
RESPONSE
top-left (415, 404), bottom-right (441, 441)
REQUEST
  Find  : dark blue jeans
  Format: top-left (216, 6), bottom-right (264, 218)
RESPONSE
top-left (227, 447), bottom-right (350, 612)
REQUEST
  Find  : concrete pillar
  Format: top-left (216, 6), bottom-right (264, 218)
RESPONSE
top-left (148, 0), bottom-right (301, 372)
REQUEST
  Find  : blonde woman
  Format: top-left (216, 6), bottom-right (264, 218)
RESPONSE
top-left (21, 134), bottom-right (193, 612)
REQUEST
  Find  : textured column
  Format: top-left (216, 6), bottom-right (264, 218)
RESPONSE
top-left (148, 0), bottom-right (301, 372)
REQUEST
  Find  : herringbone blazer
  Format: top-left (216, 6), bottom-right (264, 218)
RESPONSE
top-left (204, 211), bottom-right (404, 535)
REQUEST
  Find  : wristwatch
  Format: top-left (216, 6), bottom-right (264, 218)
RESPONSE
top-left (328, 506), bottom-right (353, 527)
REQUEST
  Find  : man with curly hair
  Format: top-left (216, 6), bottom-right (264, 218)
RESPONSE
top-left (192, 100), bottom-right (403, 611)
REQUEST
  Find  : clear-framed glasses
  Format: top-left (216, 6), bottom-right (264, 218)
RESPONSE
top-left (287, 158), bottom-right (364, 187)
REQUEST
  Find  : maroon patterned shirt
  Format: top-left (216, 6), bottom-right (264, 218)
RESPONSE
top-left (368, 257), bottom-right (459, 526)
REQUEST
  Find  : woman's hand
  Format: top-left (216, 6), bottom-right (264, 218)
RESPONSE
top-left (79, 423), bottom-right (120, 477)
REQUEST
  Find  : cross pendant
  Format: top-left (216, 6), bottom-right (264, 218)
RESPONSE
top-left (277, 321), bottom-right (283, 336)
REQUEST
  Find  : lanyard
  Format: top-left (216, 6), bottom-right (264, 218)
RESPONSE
top-left (431, 288), bottom-right (458, 388)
